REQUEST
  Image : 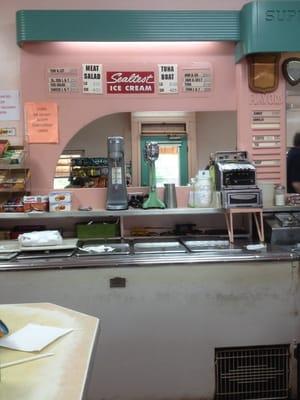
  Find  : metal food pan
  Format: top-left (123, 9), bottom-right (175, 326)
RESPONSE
top-left (77, 241), bottom-right (131, 256)
top-left (17, 249), bottom-right (76, 259)
top-left (133, 240), bottom-right (186, 254)
top-left (181, 239), bottom-right (242, 253)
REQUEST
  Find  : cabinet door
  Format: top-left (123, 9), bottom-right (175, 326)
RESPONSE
top-left (0, 262), bottom-right (297, 400)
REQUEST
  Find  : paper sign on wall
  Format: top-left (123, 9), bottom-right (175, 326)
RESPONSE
top-left (25, 102), bottom-right (58, 143)
top-left (158, 64), bottom-right (178, 94)
top-left (82, 64), bottom-right (103, 94)
top-left (183, 69), bottom-right (212, 93)
top-left (0, 90), bottom-right (20, 121)
top-left (48, 66), bottom-right (79, 94)
top-left (0, 127), bottom-right (16, 136)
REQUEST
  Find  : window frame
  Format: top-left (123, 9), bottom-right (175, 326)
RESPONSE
top-left (140, 135), bottom-right (188, 186)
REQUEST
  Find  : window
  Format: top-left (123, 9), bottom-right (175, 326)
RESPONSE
top-left (140, 136), bottom-right (188, 187)
top-left (53, 150), bottom-right (84, 189)
top-left (131, 112), bottom-right (196, 186)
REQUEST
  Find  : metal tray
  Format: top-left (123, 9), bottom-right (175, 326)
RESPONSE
top-left (0, 238), bottom-right (78, 253)
top-left (17, 249), bottom-right (76, 259)
top-left (76, 241), bottom-right (130, 256)
top-left (0, 252), bottom-right (19, 261)
top-left (133, 240), bottom-right (186, 254)
top-left (182, 240), bottom-right (242, 253)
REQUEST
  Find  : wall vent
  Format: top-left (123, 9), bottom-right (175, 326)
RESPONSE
top-left (141, 123), bottom-right (186, 135)
top-left (215, 344), bottom-right (289, 400)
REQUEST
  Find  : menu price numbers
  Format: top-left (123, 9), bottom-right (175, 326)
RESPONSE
top-left (48, 77), bottom-right (79, 93)
top-left (251, 110), bottom-right (280, 130)
top-left (158, 64), bottom-right (178, 94)
top-left (48, 67), bottom-right (78, 75)
top-left (82, 64), bottom-right (103, 94)
top-left (183, 69), bottom-right (212, 93)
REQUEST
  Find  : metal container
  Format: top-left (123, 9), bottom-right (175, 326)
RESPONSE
top-left (134, 240), bottom-right (186, 254)
top-left (76, 240), bottom-right (130, 256)
top-left (182, 239), bottom-right (242, 254)
top-left (163, 183), bottom-right (177, 208)
top-left (264, 213), bottom-right (300, 244)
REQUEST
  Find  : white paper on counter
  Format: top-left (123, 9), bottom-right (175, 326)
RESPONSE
top-left (0, 323), bottom-right (73, 352)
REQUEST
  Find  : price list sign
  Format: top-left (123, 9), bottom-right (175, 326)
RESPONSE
top-left (82, 64), bottom-right (103, 94)
top-left (251, 110), bottom-right (280, 130)
top-left (48, 67), bottom-right (79, 94)
top-left (158, 64), bottom-right (178, 94)
top-left (183, 69), bottom-right (212, 93)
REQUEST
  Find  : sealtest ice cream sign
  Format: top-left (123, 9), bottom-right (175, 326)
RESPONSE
top-left (106, 71), bottom-right (155, 94)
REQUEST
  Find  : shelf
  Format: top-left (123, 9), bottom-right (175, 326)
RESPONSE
top-left (0, 205), bottom-right (299, 220)
top-left (0, 207), bottom-right (226, 219)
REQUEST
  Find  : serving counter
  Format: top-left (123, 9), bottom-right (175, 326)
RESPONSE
top-left (0, 206), bottom-right (299, 400)
top-left (0, 242), bottom-right (296, 271)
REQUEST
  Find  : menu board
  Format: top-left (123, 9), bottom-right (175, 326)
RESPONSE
top-left (48, 67), bottom-right (79, 94)
top-left (158, 64), bottom-right (178, 94)
top-left (251, 110), bottom-right (280, 130)
top-left (82, 64), bottom-right (103, 94)
top-left (252, 134), bottom-right (281, 148)
top-left (183, 68), bottom-right (212, 93)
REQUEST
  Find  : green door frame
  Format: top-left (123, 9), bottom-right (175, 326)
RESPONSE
top-left (140, 136), bottom-right (188, 187)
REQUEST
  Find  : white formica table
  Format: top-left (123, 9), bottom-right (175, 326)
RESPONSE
top-left (0, 303), bottom-right (99, 400)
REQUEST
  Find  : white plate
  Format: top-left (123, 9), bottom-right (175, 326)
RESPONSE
top-left (0, 238), bottom-right (78, 253)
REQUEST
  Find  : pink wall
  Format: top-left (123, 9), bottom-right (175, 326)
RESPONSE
top-left (21, 41), bottom-right (237, 194)
top-left (20, 40), bottom-right (288, 209)
top-left (236, 60), bottom-right (286, 185)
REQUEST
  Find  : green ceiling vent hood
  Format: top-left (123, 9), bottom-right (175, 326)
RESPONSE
top-left (236, 0), bottom-right (300, 61)
top-left (16, 2), bottom-right (300, 62)
top-left (16, 10), bottom-right (240, 45)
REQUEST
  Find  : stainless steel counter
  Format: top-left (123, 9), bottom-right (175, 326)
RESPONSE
top-left (0, 243), bottom-right (296, 271)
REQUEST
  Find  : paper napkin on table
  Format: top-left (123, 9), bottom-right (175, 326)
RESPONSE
top-left (0, 323), bottom-right (73, 352)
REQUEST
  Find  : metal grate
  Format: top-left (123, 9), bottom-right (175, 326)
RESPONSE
top-left (215, 344), bottom-right (290, 400)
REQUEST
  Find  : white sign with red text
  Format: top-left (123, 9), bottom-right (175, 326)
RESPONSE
top-left (106, 71), bottom-right (155, 94)
top-left (0, 90), bottom-right (20, 121)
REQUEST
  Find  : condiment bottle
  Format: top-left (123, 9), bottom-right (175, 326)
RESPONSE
top-left (194, 170), bottom-right (212, 207)
top-left (188, 178), bottom-right (196, 208)
top-left (274, 184), bottom-right (285, 206)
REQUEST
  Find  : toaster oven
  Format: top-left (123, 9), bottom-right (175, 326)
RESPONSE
top-left (221, 188), bottom-right (262, 208)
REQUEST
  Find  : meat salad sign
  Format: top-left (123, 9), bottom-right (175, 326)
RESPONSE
top-left (106, 71), bottom-right (155, 94)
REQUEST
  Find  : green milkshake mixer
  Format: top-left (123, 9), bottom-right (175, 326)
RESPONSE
top-left (142, 142), bottom-right (165, 209)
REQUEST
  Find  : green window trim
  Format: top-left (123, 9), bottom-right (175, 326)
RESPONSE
top-left (140, 136), bottom-right (188, 187)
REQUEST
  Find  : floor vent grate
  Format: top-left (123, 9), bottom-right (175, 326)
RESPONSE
top-left (215, 344), bottom-right (289, 400)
